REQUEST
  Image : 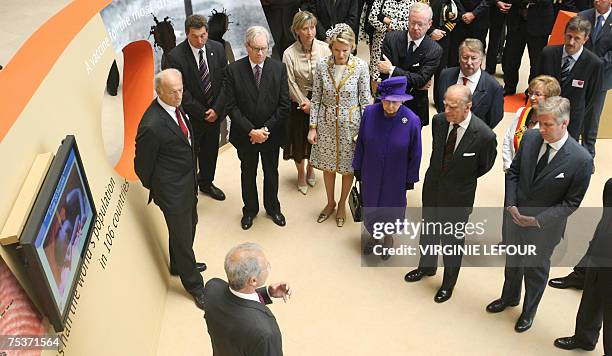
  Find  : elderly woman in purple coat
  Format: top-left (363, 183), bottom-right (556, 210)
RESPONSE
top-left (353, 76), bottom-right (422, 260)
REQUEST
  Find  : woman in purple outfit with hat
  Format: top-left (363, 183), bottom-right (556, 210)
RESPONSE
top-left (353, 76), bottom-right (422, 260)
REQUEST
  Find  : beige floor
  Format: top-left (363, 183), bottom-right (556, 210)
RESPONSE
top-left (1, 3), bottom-right (609, 354)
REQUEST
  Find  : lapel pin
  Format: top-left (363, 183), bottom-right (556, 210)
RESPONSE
top-left (402, 117), bottom-right (408, 124)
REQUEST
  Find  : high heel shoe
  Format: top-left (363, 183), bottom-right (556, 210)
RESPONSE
top-left (306, 166), bottom-right (316, 187)
top-left (297, 184), bottom-right (308, 195)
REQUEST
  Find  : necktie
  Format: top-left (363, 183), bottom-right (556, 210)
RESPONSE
top-left (198, 49), bottom-right (213, 106)
top-left (175, 108), bottom-right (190, 141)
top-left (254, 64), bottom-right (262, 89)
top-left (592, 14), bottom-right (605, 42)
top-left (408, 41), bottom-right (415, 57)
top-left (462, 77), bottom-right (468, 86)
top-left (442, 124), bottom-right (458, 171)
top-left (560, 56), bottom-right (573, 86)
top-left (534, 143), bottom-right (551, 178)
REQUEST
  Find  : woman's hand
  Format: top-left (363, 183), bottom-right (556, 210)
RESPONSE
top-left (307, 128), bottom-right (317, 144)
top-left (300, 100), bottom-right (311, 114)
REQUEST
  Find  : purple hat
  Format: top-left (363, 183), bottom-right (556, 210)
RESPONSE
top-left (377, 76), bottom-right (413, 102)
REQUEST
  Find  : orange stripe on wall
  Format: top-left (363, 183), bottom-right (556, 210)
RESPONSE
top-left (0, 0), bottom-right (112, 144)
top-left (115, 41), bottom-right (154, 181)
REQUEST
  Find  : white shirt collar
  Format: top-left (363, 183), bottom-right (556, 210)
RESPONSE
top-left (189, 41), bottom-right (205, 59)
top-left (562, 46), bottom-right (583, 62)
top-left (459, 68), bottom-right (481, 84)
top-left (597, 7), bottom-right (611, 21)
top-left (454, 111), bottom-right (472, 130)
top-left (545, 130), bottom-right (569, 151)
top-left (407, 33), bottom-right (425, 48)
top-left (157, 96), bottom-right (176, 113)
top-left (249, 58), bottom-right (265, 70)
top-left (229, 287), bottom-right (261, 303)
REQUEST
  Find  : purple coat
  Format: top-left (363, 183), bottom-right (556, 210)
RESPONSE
top-left (353, 103), bottom-right (422, 208)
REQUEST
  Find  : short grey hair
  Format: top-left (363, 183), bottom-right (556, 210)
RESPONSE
top-left (537, 96), bottom-right (571, 124)
top-left (245, 26), bottom-right (269, 46)
top-left (224, 242), bottom-right (266, 291)
top-left (459, 38), bottom-right (484, 57)
top-left (445, 84), bottom-right (472, 104)
top-left (154, 68), bottom-right (181, 94)
top-left (409, 2), bottom-right (433, 21)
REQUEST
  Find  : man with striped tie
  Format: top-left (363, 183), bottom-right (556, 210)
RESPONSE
top-left (166, 14), bottom-right (229, 201)
top-left (536, 16), bottom-right (603, 158)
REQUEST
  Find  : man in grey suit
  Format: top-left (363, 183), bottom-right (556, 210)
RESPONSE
top-left (404, 85), bottom-right (497, 303)
top-left (435, 38), bottom-right (504, 128)
top-left (203, 243), bottom-right (292, 356)
top-left (486, 96), bottom-right (593, 333)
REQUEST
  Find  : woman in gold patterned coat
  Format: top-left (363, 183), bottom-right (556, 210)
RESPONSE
top-left (308, 23), bottom-right (372, 227)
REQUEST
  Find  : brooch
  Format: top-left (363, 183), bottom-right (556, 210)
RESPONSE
top-left (401, 117), bottom-right (408, 124)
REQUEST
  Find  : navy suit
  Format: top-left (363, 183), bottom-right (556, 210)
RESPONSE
top-left (501, 129), bottom-right (593, 319)
top-left (435, 67), bottom-right (504, 128)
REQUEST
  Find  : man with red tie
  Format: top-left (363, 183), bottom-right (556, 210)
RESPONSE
top-left (134, 69), bottom-right (206, 310)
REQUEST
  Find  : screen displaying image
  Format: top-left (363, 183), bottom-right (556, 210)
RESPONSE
top-left (33, 148), bottom-right (93, 312)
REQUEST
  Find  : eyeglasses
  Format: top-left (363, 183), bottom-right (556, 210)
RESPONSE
top-left (249, 43), bottom-right (269, 53)
top-left (527, 91), bottom-right (545, 98)
top-left (408, 20), bottom-right (429, 28)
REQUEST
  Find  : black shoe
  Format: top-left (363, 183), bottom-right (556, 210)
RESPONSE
top-left (196, 262), bottom-right (207, 273)
top-left (192, 290), bottom-right (205, 310)
top-left (515, 315), bottom-right (533, 333)
top-left (553, 336), bottom-right (595, 351)
top-left (241, 215), bottom-right (254, 230)
top-left (170, 269), bottom-right (179, 276)
top-left (486, 298), bottom-right (519, 313)
top-left (199, 184), bottom-right (226, 201)
top-left (548, 272), bottom-right (584, 290)
top-left (404, 269), bottom-right (436, 282)
top-left (434, 288), bottom-right (453, 303)
top-left (363, 238), bottom-right (377, 255)
top-left (381, 235), bottom-right (393, 261)
top-left (267, 212), bottom-right (286, 227)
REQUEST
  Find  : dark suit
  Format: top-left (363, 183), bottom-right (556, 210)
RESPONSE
top-left (571, 179), bottom-right (612, 354)
top-left (435, 67), bottom-right (504, 128)
top-left (301, 0), bottom-right (358, 42)
top-left (261, 0), bottom-right (301, 58)
top-left (419, 113), bottom-right (497, 288)
top-left (502, 0), bottom-right (554, 93)
top-left (134, 99), bottom-right (203, 295)
top-left (448, 0), bottom-right (490, 66)
top-left (381, 31), bottom-right (443, 127)
top-left (580, 9), bottom-right (612, 158)
top-left (485, 0), bottom-right (507, 74)
top-left (203, 278), bottom-right (282, 356)
top-left (224, 56), bottom-right (290, 217)
top-left (537, 45), bottom-right (603, 155)
top-left (165, 39), bottom-right (228, 188)
top-left (501, 129), bottom-right (593, 319)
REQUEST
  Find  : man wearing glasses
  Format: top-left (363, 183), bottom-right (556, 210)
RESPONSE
top-left (223, 26), bottom-right (291, 230)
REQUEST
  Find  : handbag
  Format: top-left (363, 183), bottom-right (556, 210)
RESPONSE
top-left (349, 181), bottom-right (364, 222)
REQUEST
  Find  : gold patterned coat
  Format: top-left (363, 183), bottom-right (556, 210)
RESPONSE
top-left (309, 55), bottom-right (372, 174)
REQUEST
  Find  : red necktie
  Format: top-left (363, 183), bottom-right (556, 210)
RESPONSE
top-left (462, 77), bottom-right (468, 86)
top-left (175, 108), bottom-right (189, 141)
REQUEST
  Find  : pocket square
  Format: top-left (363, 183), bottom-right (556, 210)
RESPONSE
top-left (412, 63), bottom-right (420, 67)
top-left (555, 173), bottom-right (565, 179)
top-left (463, 152), bottom-right (476, 157)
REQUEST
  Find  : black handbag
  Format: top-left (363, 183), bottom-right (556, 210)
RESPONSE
top-left (349, 181), bottom-right (364, 222)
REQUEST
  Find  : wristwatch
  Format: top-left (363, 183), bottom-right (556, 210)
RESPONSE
top-left (262, 126), bottom-right (269, 133)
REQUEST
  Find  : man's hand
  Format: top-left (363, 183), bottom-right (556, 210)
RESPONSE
top-left (377, 54), bottom-right (393, 74)
top-left (300, 100), bottom-right (311, 114)
top-left (462, 12), bottom-right (476, 24)
top-left (268, 282), bottom-right (292, 303)
top-left (249, 129), bottom-right (269, 144)
top-left (496, 1), bottom-right (512, 13)
top-left (204, 108), bottom-right (218, 123)
top-left (430, 29), bottom-right (446, 41)
top-left (307, 128), bottom-right (317, 144)
top-left (508, 206), bottom-right (540, 227)
top-left (419, 80), bottom-right (432, 90)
